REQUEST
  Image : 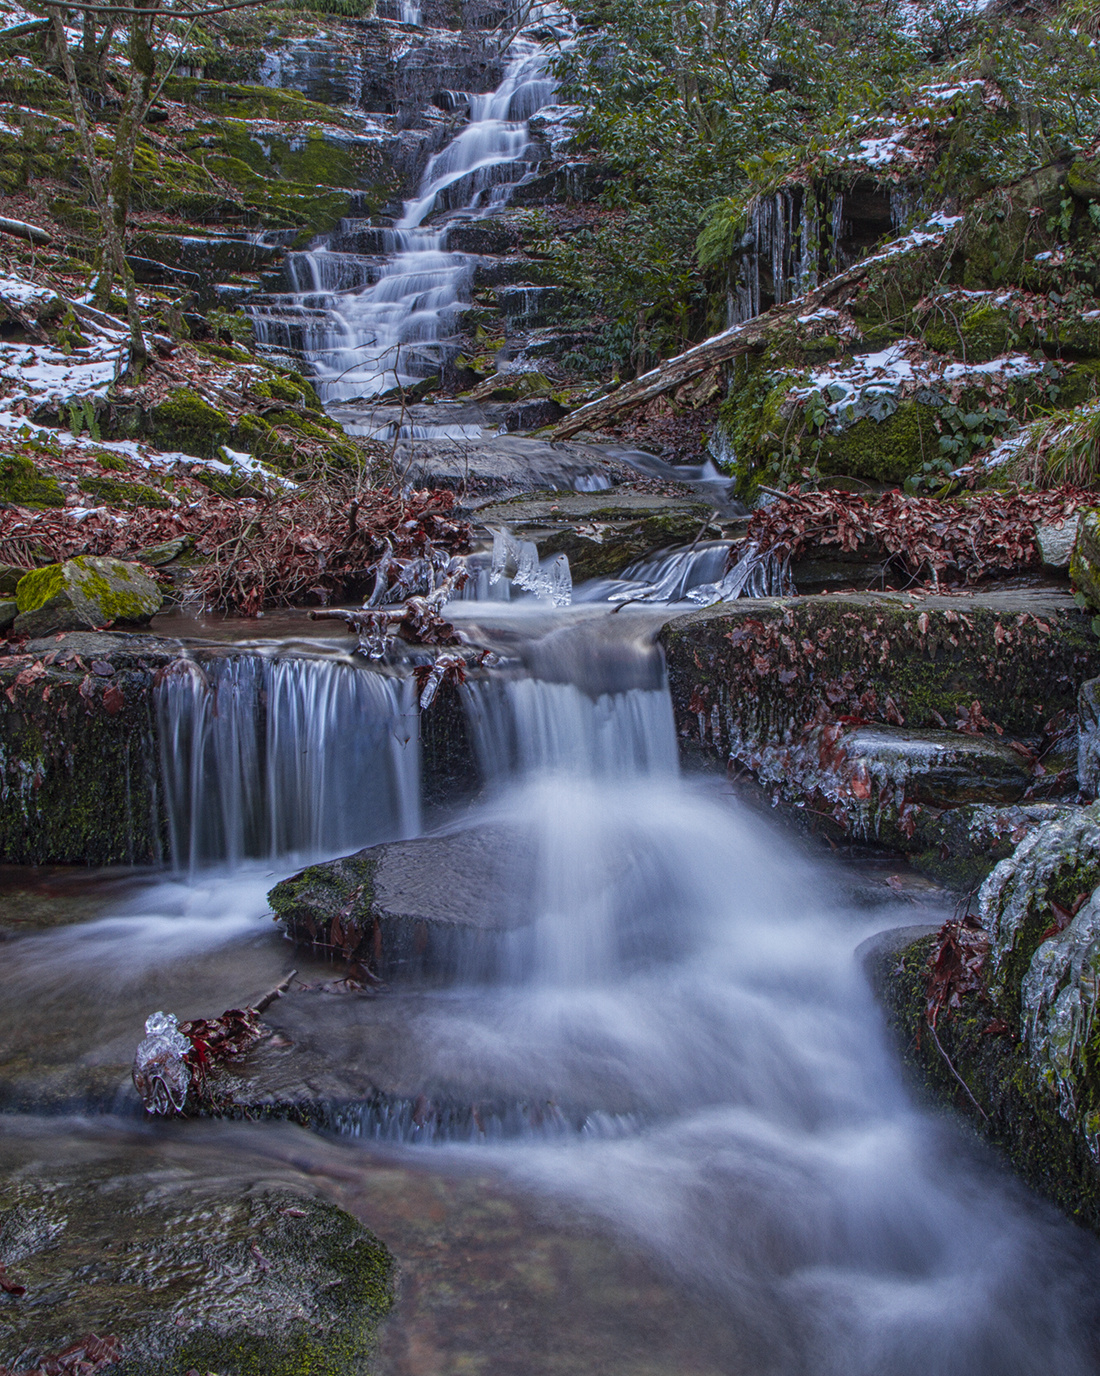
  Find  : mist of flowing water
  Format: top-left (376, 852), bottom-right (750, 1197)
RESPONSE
top-left (6, 605), bottom-right (1100, 1374)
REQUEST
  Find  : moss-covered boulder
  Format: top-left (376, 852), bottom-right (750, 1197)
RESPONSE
top-left (13, 557), bottom-right (162, 637)
top-left (149, 386), bottom-right (231, 458)
top-left (269, 827), bottom-right (529, 981)
top-left (0, 1124), bottom-right (394, 1376)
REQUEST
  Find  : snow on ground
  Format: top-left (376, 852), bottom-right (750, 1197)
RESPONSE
top-left (0, 272), bottom-right (294, 492)
top-left (790, 337), bottom-right (1043, 419)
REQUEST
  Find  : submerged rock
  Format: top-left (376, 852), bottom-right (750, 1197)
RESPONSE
top-left (0, 1123), bottom-right (393, 1375)
top-left (13, 557), bottom-right (162, 638)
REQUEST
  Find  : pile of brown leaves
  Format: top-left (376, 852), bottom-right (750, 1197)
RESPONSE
top-left (747, 486), bottom-right (1089, 584)
top-left (0, 1335), bottom-right (120, 1376)
top-left (0, 484), bottom-right (471, 617)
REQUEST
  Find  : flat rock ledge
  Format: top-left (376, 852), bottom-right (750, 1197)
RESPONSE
top-left (662, 589), bottom-right (1100, 881)
top-left (0, 1123), bottom-right (393, 1376)
top-left (268, 825), bottom-right (533, 981)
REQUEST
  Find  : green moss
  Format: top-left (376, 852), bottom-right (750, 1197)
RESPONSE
top-left (923, 303), bottom-right (1018, 363)
top-left (15, 562), bottom-right (64, 613)
top-left (150, 386), bottom-right (230, 459)
top-left (269, 852), bottom-right (377, 962)
top-left (0, 454), bottom-right (65, 508)
top-left (821, 401), bottom-right (941, 482)
top-left (254, 373), bottom-right (324, 410)
top-left (0, 652), bottom-right (165, 864)
top-left (77, 474), bottom-right (170, 508)
top-left (93, 450), bottom-right (130, 471)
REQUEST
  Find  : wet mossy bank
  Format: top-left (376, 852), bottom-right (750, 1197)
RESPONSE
top-left (866, 926), bottom-right (1100, 1233)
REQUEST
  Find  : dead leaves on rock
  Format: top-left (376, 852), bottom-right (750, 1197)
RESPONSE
top-left (925, 912), bottom-right (990, 1030)
top-left (748, 486), bottom-right (1088, 586)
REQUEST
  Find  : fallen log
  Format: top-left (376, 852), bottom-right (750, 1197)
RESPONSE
top-left (549, 255), bottom-right (880, 440)
top-left (0, 215), bottom-right (52, 246)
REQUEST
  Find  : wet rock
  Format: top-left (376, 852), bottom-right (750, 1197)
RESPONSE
top-left (13, 557), bottom-right (162, 638)
top-left (474, 491), bottom-right (715, 580)
top-left (664, 589), bottom-right (1099, 857)
top-left (911, 800), bottom-right (1078, 888)
top-left (664, 588), bottom-right (1100, 767)
top-left (269, 826), bottom-right (531, 980)
top-left (871, 807), bottom-right (1100, 1233)
top-left (1079, 675), bottom-right (1100, 799)
top-left (1070, 506), bottom-right (1100, 609)
top-left (0, 1123), bottom-right (393, 1376)
top-left (0, 599), bottom-right (15, 632)
top-left (0, 632), bottom-right (172, 865)
top-left (392, 433), bottom-right (620, 499)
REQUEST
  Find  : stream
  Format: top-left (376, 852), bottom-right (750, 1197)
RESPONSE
top-left (4, 598), bottom-right (1100, 1373)
top-left (5, 8), bottom-right (1100, 1372)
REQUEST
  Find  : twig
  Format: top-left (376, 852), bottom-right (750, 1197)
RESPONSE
top-left (254, 969), bottom-right (297, 1014)
top-left (927, 1019), bottom-right (989, 1122)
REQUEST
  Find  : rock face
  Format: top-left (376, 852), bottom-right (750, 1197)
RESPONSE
top-left (269, 826), bottom-right (531, 980)
top-left (871, 806), bottom-right (1100, 1231)
top-left (1071, 507), bottom-right (1100, 608)
top-left (13, 558), bottom-right (162, 638)
top-left (663, 589), bottom-right (1099, 873)
top-left (0, 633), bottom-right (172, 866)
top-left (0, 1123), bottom-right (393, 1376)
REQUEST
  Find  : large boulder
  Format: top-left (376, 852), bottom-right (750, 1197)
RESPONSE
top-left (269, 826), bottom-right (531, 981)
top-left (13, 556), bottom-right (162, 637)
top-left (1070, 506), bottom-right (1100, 610)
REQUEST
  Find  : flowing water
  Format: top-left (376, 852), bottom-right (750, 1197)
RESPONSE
top-left (4, 601), bottom-right (1100, 1373)
top-left (248, 13), bottom-right (563, 402)
top-left (8, 11), bottom-right (1100, 1361)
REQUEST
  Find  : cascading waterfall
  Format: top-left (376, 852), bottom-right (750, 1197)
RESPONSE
top-left (156, 654), bottom-right (419, 867)
top-left (248, 14), bottom-right (563, 401)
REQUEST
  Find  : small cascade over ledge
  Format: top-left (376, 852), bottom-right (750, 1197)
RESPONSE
top-left (157, 654), bottom-right (420, 868)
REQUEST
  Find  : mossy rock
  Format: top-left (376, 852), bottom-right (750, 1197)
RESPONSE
top-left (14, 556), bottom-right (162, 636)
top-left (870, 928), bottom-right (1100, 1233)
top-left (0, 454), bottom-right (64, 508)
top-left (0, 1129), bottom-right (394, 1376)
top-left (922, 303), bottom-right (1019, 363)
top-left (77, 474), bottom-right (171, 509)
top-left (149, 387), bottom-right (230, 459)
top-left (1070, 507), bottom-right (1100, 611)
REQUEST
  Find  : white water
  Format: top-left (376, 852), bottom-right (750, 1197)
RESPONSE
top-left (156, 654), bottom-right (419, 868)
top-left (248, 21), bottom-right (561, 400)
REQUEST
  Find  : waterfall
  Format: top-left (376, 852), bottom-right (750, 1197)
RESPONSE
top-left (156, 655), bottom-right (420, 868)
top-left (248, 16), bottom-right (564, 401)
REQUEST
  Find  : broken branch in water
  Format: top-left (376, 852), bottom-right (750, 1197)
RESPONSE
top-left (131, 971), bottom-right (297, 1115)
top-left (310, 563), bottom-right (469, 660)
